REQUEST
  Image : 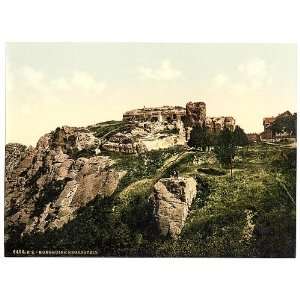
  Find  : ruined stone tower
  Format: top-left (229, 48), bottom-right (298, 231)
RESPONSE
top-left (185, 101), bottom-right (206, 127)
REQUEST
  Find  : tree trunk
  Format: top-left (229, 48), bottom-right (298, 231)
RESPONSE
top-left (230, 156), bottom-right (233, 178)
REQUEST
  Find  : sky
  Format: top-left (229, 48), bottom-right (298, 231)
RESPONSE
top-left (6, 43), bottom-right (297, 146)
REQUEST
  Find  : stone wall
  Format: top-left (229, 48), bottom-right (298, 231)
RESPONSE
top-left (123, 101), bottom-right (235, 132)
top-left (123, 106), bottom-right (186, 123)
top-left (206, 116), bottom-right (235, 132)
top-left (186, 101), bottom-right (206, 126)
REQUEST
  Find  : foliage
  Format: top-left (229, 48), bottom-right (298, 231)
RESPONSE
top-left (5, 140), bottom-right (296, 258)
top-left (89, 120), bottom-right (124, 138)
top-left (233, 125), bottom-right (249, 146)
top-left (198, 167), bottom-right (226, 176)
top-left (213, 128), bottom-right (237, 169)
top-left (187, 125), bottom-right (208, 150)
top-left (271, 112), bottom-right (297, 136)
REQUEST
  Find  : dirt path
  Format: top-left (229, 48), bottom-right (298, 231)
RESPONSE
top-left (100, 124), bottom-right (125, 140)
top-left (154, 151), bottom-right (192, 181)
top-left (118, 150), bottom-right (192, 201)
top-left (262, 141), bottom-right (296, 149)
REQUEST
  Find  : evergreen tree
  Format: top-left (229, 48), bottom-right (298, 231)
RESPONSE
top-left (213, 128), bottom-right (236, 177)
top-left (233, 126), bottom-right (249, 147)
top-left (188, 124), bottom-right (209, 151)
top-left (207, 130), bottom-right (217, 151)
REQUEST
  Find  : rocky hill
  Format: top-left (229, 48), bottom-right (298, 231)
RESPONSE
top-left (5, 122), bottom-right (199, 251)
top-left (4, 120), bottom-right (296, 257)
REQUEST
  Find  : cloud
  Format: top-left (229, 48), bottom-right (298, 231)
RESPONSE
top-left (6, 65), bottom-right (108, 146)
top-left (212, 58), bottom-right (272, 94)
top-left (8, 66), bottom-right (107, 105)
top-left (238, 58), bottom-right (272, 89)
top-left (213, 73), bottom-right (229, 87)
top-left (138, 60), bottom-right (182, 80)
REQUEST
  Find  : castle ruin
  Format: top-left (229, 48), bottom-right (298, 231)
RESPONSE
top-left (123, 106), bottom-right (186, 123)
top-left (123, 101), bottom-right (235, 132)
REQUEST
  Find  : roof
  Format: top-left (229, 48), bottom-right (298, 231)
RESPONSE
top-left (263, 117), bottom-right (275, 124)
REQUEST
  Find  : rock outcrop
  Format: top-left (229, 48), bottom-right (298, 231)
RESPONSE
top-left (149, 177), bottom-right (197, 239)
top-left (186, 101), bottom-right (206, 126)
top-left (102, 121), bottom-right (186, 153)
top-left (5, 126), bottom-right (125, 238)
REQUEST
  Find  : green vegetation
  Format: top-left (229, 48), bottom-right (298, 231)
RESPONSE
top-left (213, 128), bottom-right (237, 177)
top-left (6, 141), bottom-right (296, 257)
top-left (88, 120), bottom-right (124, 138)
top-left (188, 124), bottom-right (211, 151)
top-left (233, 125), bottom-right (249, 147)
top-left (5, 117), bottom-right (296, 257)
top-left (271, 111), bottom-right (297, 136)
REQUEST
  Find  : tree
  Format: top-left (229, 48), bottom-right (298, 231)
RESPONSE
top-left (188, 125), bottom-right (209, 151)
top-left (207, 130), bottom-right (218, 151)
top-left (233, 126), bottom-right (249, 147)
top-left (213, 128), bottom-right (236, 177)
top-left (271, 111), bottom-right (297, 137)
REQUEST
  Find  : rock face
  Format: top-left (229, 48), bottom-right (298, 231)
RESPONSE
top-left (50, 126), bottom-right (101, 154)
top-left (102, 121), bottom-right (186, 153)
top-left (149, 177), bottom-right (197, 239)
top-left (186, 101), bottom-right (206, 127)
top-left (5, 126), bottom-right (125, 238)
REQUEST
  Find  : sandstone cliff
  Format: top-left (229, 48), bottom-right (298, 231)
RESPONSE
top-left (5, 126), bottom-right (125, 238)
top-left (5, 121), bottom-right (198, 247)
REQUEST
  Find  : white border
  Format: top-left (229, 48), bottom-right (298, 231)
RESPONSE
top-left (0, 1), bottom-right (299, 300)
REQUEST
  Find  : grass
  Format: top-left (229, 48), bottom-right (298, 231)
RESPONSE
top-left (6, 140), bottom-right (296, 257)
top-left (88, 120), bottom-right (124, 138)
top-left (118, 179), bottom-right (154, 202)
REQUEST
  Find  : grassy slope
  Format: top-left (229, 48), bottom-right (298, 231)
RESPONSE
top-left (6, 121), bottom-right (296, 257)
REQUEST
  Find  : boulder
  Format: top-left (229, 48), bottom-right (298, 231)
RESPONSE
top-left (149, 176), bottom-right (197, 239)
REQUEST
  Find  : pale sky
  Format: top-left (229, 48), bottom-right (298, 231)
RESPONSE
top-left (6, 43), bottom-right (297, 146)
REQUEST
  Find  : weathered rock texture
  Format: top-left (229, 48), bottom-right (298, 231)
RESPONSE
top-left (150, 177), bottom-right (197, 239)
top-left (123, 105), bottom-right (186, 123)
top-left (205, 116), bottom-right (235, 131)
top-left (5, 126), bottom-right (125, 238)
top-left (186, 101), bottom-right (206, 126)
top-left (102, 120), bottom-right (186, 153)
top-left (121, 102), bottom-right (236, 149)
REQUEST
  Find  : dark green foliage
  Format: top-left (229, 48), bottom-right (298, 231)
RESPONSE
top-left (5, 136), bottom-right (296, 257)
top-left (162, 152), bottom-right (194, 178)
top-left (271, 148), bottom-right (296, 171)
top-left (271, 112), bottom-right (297, 136)
top-left (233, 125), bottom-right (249, 146)
top-left (191, 176), bottom-right (211, 209)
top-left (188, 125), bottom-right (218, 151)
top-left (113, 148), bottom-right (183, 190)
top-left (213, 128), bottom-right (236, 171)
top-left (207, 130), bottom-right (218, 149)
top-left (198, 167), bottom-right (226, 176)
top-left (187, 125), bottom-right (208, 150)
top-left (253, 175), bottom-right (296, 257)
top-left (120, 195), bottom-right (154, 235)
